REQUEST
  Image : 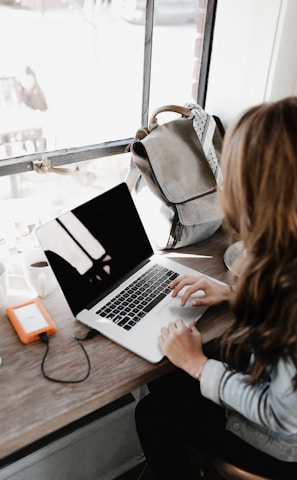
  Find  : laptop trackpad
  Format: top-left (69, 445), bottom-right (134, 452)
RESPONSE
top-left (159, 294), bottom-right (208, 325)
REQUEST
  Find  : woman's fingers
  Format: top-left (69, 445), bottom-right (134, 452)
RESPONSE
top-left (169, 274), bottom-right (231, 306)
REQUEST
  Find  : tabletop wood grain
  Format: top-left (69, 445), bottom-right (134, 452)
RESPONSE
top-left (0, 227), bottom-right (233, 461)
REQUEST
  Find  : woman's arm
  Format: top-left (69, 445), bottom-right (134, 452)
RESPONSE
top-left (201, 357), bottom-right (297, 434)
top-left (159, 319), bottom-right (297, 435)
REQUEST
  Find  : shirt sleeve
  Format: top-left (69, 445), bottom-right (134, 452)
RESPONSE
top-left (200, 357), bottom-right (297, 434)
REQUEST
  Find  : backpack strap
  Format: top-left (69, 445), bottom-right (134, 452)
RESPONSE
top-left (186, 103), bottom-right (223, 185)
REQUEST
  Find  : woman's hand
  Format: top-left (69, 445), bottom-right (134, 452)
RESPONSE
top-left (159, 320), bottom-right (208, 379)
top-left (169, 274), bottom-right (232, 307)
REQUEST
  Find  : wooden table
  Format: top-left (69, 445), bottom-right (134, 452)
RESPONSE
top-left (0, 228), bottom-right (233, 462)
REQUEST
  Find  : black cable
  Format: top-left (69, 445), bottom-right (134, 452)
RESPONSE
top-left (39, 329), bottom-right (99, 384)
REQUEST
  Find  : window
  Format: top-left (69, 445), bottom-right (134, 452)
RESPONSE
top-left (0, 0), bottom-right (216, 255)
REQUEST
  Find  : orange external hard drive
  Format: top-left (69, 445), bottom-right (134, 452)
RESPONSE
top-left (6, 298), bottom-right (57, 344)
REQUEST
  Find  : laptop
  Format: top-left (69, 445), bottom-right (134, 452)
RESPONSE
top-left (36, 182), bottom-right (208, 363)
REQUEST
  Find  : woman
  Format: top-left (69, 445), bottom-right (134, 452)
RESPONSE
top-left (135, 97), bottom-right (297, 479)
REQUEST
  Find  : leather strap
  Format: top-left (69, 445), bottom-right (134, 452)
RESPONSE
top-left (149, 104), bottom-right (192, 130)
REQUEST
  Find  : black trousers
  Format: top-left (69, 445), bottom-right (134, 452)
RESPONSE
top-left (135, 364), bottom-right (297, 480)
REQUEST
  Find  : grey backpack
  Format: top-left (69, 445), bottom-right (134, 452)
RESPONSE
top-left (127, 103), bottom-right (224, 250)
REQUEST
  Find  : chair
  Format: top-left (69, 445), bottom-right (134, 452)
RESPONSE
top-left (208, 458), bottom-right (273, 480)
top-left (192, 451), bottom-right (273, 480)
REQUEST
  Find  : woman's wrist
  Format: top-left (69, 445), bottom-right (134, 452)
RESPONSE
top-left (195, 357), bottom-right (208, 381)
top-left (222, 283), bottom-right (233, 302)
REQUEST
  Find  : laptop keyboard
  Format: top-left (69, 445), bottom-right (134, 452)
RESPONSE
top-left (96, 264), bottom-right (179, 331)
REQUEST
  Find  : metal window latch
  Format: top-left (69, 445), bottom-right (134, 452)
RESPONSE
top-left (32, 156), bottom-right (79, 175)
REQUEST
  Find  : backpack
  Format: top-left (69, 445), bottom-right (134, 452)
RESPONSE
top-left (127, 103), bottom-right (224, 250)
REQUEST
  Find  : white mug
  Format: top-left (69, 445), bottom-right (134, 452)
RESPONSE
top-left (0, 261), bottom-right (8, 314)
top-left (22, 249), bottom-right (57, 298)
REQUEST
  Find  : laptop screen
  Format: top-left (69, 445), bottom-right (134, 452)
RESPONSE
top-left (36, 182), bottom-right (153, 316)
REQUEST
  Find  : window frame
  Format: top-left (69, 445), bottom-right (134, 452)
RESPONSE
top-left (0, 0), bottom-right (217, 178)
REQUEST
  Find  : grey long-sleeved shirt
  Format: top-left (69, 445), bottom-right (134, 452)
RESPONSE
top-left (200, 357), bottom-right (297, 461)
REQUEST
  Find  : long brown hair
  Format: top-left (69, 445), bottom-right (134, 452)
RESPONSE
top-left (219, 96), bottom-right (297, 387)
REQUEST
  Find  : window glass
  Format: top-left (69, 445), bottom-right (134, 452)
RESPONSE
top-left (149, 1), bottom-right (199, 109)
top-left (1, 0), bottom-right (144, 160)
top-left (0, 0), bottom-right (199, 160)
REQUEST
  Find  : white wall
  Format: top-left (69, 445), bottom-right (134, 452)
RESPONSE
top-left (265, 0), bottom-right (297, 101)
top-left (205, 0), bottom-right (297, 127)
